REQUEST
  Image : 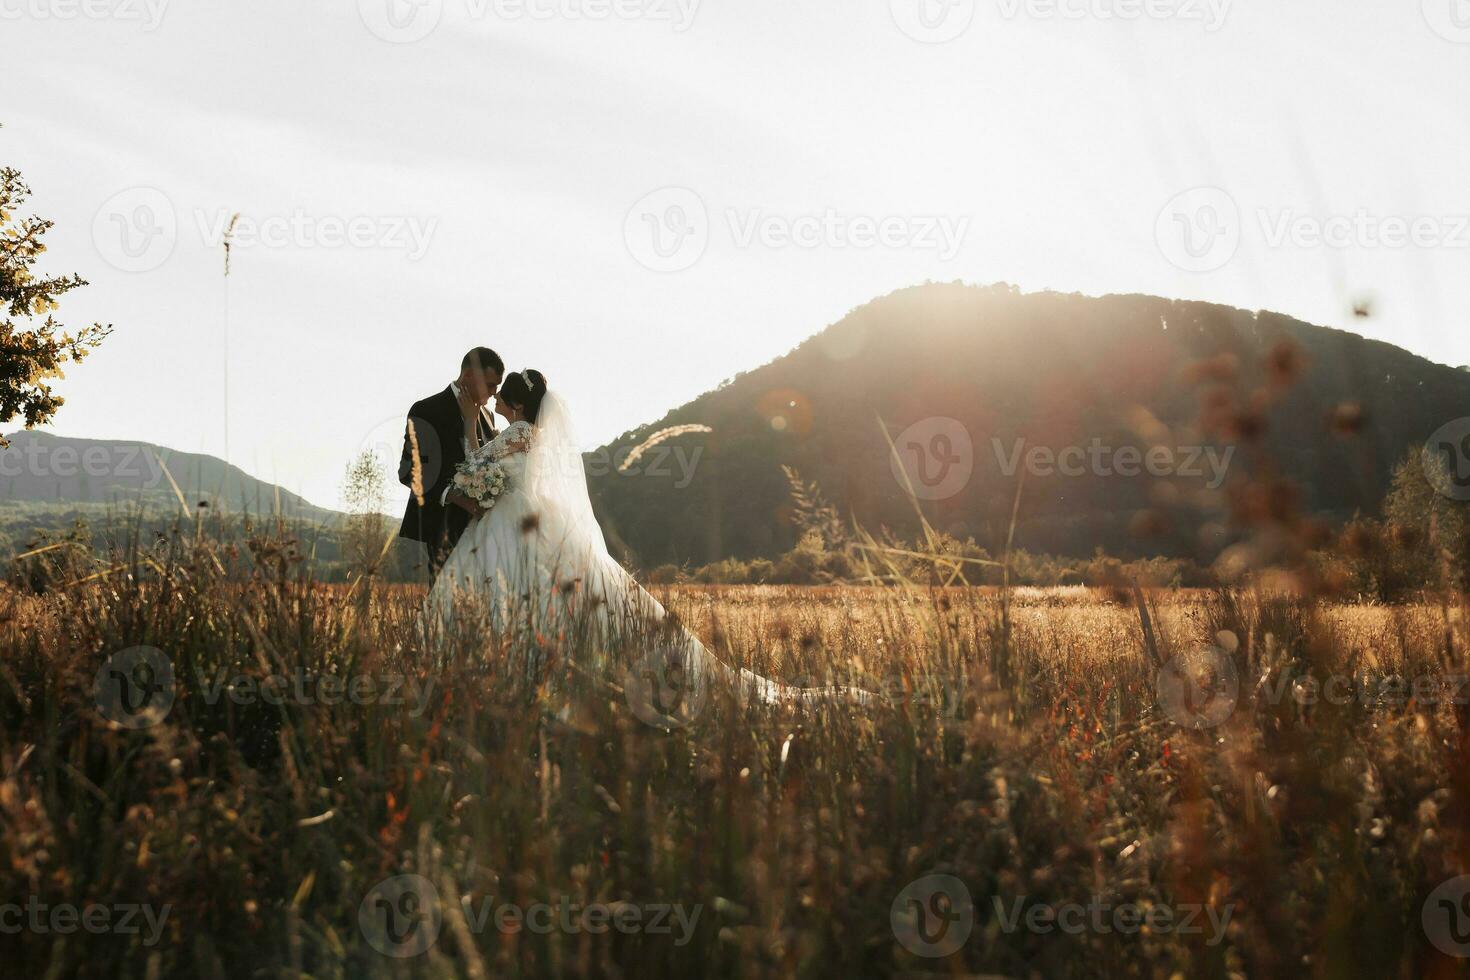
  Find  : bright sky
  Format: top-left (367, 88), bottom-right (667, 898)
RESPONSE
top-left (7, 0), bottom-right (1469, 511)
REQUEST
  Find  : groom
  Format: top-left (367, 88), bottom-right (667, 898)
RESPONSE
top-left (398, 347), bottom-right (504, 578)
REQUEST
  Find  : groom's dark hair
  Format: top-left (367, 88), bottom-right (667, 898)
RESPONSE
top-left (461, 347), bottom-right (504, 376)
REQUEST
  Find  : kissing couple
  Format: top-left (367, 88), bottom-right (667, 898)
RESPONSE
top-left (396, 347), bottom-right (868, 710)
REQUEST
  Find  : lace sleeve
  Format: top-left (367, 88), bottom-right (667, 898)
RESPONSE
top-left (491, 420), bottom-right (533, 459)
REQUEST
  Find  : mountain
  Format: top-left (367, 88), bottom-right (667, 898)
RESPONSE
top-left (0, 431), bottom-right (340, 524)
top-left (586, 283), bottom-right (1470, 567)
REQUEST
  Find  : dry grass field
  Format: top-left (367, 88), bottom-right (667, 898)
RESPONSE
top-left (2, 538), bottom-right (1468, 979)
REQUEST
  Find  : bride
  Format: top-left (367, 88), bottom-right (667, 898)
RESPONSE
top-left (425, 370), bottom-right (864, 712)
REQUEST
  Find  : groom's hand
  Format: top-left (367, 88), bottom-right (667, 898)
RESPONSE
top-left (446, 490), bottom-right (479, 514)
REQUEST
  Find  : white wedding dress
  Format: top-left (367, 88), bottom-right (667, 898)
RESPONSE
top-left (425, 390), bottom-right (866, 710)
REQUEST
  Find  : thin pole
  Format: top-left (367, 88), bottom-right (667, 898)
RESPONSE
top-left (222, 213), bottom-right (240, 465)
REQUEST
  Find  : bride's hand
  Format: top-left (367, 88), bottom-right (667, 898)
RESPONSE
top-left (456, 386), bottom-right (482, 420)
top-left (446, 489), bottom-right (479, 514)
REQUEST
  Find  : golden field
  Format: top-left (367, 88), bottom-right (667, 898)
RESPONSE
top-left (2, 541), bottom-right (1468, 979)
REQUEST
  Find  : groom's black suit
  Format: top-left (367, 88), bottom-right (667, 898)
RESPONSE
top-left (398, 386), bottom-right (496, 577)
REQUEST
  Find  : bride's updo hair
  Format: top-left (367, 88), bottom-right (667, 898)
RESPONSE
top-left (501, 369), bottom-right (548, 424)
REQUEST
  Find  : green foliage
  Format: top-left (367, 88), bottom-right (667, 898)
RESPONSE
top-left (0, 165), bottom-right (111, 445)
top-left (1327, 451), bottom-right (1470, 600)
top-left (339, 449), bottom-right (394, 579)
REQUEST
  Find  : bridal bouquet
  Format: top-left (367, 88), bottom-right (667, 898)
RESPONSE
top-left (451, 455), bottom-right (509, 511)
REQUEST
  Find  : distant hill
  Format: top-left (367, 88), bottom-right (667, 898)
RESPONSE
top-left (0, 432), bottom-right (405, 579)
top-left (587, 283), bottom-right (1470, 567)
top-left (0, 431), bottom-right (340, 523)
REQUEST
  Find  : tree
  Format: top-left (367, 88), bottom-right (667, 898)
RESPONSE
top-left (341, 449), bottom-right (393, 578)
top-left (0, 165), bottom-right (111, 447)
top-left (1383, 449), bottom-right (1468, 590)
